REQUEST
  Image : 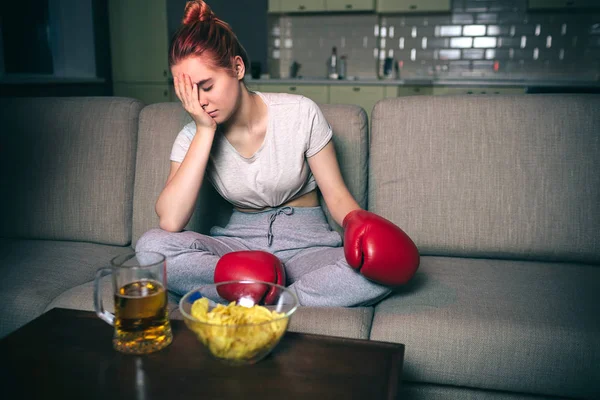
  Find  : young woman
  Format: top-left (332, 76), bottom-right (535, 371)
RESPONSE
top-left (136, 0), bottom-right (419, 307)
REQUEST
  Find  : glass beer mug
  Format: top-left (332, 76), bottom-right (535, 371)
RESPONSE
top-left (94, 251), bottom-right (173, 354)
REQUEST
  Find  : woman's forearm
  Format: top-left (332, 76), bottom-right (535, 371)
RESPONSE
top-left (155, 127), bottom-right (215, 231)
top-left (326, 192), bottom-right (361, 228)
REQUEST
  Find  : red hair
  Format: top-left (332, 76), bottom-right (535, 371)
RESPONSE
top-left (169, 0), bottom-right (249, 73)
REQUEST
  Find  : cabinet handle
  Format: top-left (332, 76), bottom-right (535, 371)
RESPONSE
top-left (298, 5), bottom-right (305, 10)
top-left (163, 70), bottom-right (167, 77)
top-left (289, 86), bottom-right (297, 91)
top-left (409, 5), bottom-right (417, 10)
top-left (163, 90), bottom-right (168, 97)
top-left (353, 87), bottom-right (360, 92)
top-left (345, 4), bottom-right (353, 9)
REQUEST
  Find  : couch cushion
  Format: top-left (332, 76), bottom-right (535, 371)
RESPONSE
top-left (400, 382), bottom-right (549, 400)
top-left (0, 97), bottom-right (143, 245)
top-left (370, 256), bottom-right (600, 399)
top-left (287, 306), bottom-right (373, 340)
top-left (369, 94), bottom-right (600, 263)
top-left (0, 239), bottom-right (130, 338)
top-left (132, 102), bottom-right (368, 246)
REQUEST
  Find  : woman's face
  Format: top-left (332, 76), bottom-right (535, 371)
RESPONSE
top-left (171, 54), bottom-right (244, 124)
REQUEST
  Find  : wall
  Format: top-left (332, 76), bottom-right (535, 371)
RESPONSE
top-left (268, 0), bottom-right (600, 81)
top-left (167, 0), bottom-right (269, 72)
top-left (0, 0), bottom-right (112, 97)
top-left (48, 0), bottom-right (97, 78)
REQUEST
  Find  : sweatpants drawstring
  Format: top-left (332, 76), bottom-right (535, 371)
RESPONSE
top-left (267, 206), bottom-right (294, 246)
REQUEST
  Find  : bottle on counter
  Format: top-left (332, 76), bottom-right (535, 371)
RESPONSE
top-left (383, 57), bottom-right (394, 79)
top-left (327, 46), bottom-right (339, 80)
top-left (338, 55), bottom-right (347, 80)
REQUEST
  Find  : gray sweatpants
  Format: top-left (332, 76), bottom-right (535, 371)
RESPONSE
top-left (136, 206), bottom-right (391, 307)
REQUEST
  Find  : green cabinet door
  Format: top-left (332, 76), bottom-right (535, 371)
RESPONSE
top-left (108, 0), bottom-right (169, 83)
top-left (376, 0), bottom-right (451, 13)
top-left (329, 85), bottom-right (386, 119)
top-left (258, 84), bottom-right (329, 104)
top-left (280, 0), bottom-right (327, 12)
top-left (528, 0), bottom-right (600, 9)
top-left (383, 85), bottom-right (398, 98)
top-left (268, 0), bottom-right (281, 12)
top-left (398, 86), bottom-right (434, 96)
top-left (325, 0), bottom-right (375, 11)
top-left (245, 81), bottom-right (261, 92)
top-left (432, 86), bottom-right (525, 95)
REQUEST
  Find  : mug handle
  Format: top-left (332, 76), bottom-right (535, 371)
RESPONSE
top-left (94, 267), bottom-right (114, 325)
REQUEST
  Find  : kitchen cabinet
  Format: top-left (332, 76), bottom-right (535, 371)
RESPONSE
top-left (329, 85), bottom-right (392, 119)
top-left (256, 84), bottom-right (330, 104)
top-left (245, 81), bottom-right (261, 92)
top-left (383, 86), bottom-right (398, 98)
top-left (325, 0), bottom-right (375, 12)
top-left (432, 86), bottom-right (525, 95)
top-left (376, 0), bottom-right (451, 13)
top-left (108, 0), bottom-right (170, 104)
top-left (255, 83), bottom-right (398, 114)
top-left (108, 0), bottom-right (169, 83)
top-left (528, 0), bottom-right (600, 10)
top-left (268, 0), bottom-right (281, 12)
top-left (280, 0), bottom-right (327, 13)
top-left (398, 86), bottom-right (434, 96)
top-left (248, 82), bottom-right (526, 122)
top-left (114, 83), bottom-right (171, 105)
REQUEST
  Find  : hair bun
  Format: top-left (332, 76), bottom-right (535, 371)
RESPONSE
top-left (182, 0), bottom-right (216, 25)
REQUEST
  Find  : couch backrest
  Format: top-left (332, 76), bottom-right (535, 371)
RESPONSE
top-left (0, 97), bottom-right (143, 245)
top-left (131, 101), bottom-right (368, 247)
top-left (369, 94), bottom-right (600, 264)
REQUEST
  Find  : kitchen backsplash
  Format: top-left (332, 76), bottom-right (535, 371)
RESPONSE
top-left (267, 0), bottom-right (600, 81)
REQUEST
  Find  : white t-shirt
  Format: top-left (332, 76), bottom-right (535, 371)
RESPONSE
top-left (170, 92), bottom-right (333, 209)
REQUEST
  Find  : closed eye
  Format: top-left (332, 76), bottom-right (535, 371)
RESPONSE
top-left (201, 85), bottom-right (213, 92)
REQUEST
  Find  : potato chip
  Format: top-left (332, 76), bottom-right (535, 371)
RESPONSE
top-left (187, 298), bottom-right (288, 361)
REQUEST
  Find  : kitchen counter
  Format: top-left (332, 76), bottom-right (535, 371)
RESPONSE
top-left (2, 74), bottom-right (597, 88)
top-left (247, 77), bottom-right (600, 88)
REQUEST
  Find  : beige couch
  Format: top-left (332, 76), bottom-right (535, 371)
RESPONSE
top-left (1, 94), bottom-right (598, 399)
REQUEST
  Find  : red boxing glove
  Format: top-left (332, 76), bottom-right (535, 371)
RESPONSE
top-left (214, 250), bottom-right (286, 305)
top-left (343, 210), bottom-right (420, 286)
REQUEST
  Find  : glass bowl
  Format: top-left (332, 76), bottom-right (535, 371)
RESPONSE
top-left (179, 280), bottom-right (299, 365)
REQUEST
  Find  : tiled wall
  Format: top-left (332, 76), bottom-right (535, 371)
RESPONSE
top-left (269, 14), bottom-right (380, 79)
top-left (268, 0), bottom-right (600, 81)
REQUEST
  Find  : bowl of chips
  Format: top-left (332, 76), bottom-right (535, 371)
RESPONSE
top-left (179, 280), bottom-right (299, 365)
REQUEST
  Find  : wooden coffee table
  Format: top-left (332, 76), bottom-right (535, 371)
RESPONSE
top-left (0, 308), bottom-right (404, 399)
